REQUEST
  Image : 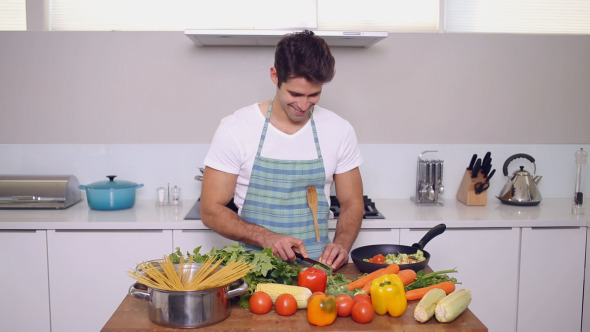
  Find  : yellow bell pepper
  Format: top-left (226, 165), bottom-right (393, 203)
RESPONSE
top-left (370, 274), bottom-right (408, 317)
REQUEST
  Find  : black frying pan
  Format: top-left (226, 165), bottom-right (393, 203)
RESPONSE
top-left (350, 223), bottom-right (446, 273)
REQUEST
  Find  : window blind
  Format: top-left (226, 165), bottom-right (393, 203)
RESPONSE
top-left (445, 0), bottom-right (590, 34)
top-left (0, 0), bottom-right (26, 30)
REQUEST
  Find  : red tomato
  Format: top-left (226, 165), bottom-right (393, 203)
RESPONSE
top-left (335, 294), bottom-right (354, 317)
top-left (249, 291), bottom-right (272, 315)
top-left (351, 301), bottom-right (374, 324)
top-left (275, 294), bottom-right (298, 316)
top-left (372, 254), bottom-right (386, 263)
top-left (353, 294), bottom-right (371, 304)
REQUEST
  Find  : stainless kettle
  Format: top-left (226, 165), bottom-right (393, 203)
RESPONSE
top-left (497, 153), bottom-right (542, 206)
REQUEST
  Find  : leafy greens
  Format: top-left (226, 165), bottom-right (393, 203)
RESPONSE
top-left (169, 243), bottom-right (301, 309)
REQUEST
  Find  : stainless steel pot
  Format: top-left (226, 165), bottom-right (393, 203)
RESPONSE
top-left (129, 279), bottom-right (249, 328)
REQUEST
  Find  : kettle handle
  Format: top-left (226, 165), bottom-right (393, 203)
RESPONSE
top-left (502, 153), bottom-right (536, 176)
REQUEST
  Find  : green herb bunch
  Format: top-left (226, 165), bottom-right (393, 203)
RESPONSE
top-left (170, 243), bottom-right (301, 309)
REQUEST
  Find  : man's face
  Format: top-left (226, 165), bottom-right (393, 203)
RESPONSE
top-left (272, 69), bottom-right (323, 124)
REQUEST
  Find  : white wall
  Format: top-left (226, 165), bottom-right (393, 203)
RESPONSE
top-left (1, 31), bottom-right (589, 202)
top-left (1, 31), bottom-right (589, 144)
top-left (2, 143), bottom-right (588, 201)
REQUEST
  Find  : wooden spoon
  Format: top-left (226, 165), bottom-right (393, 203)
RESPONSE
top-left (307, 185), bottom-right (320, 242)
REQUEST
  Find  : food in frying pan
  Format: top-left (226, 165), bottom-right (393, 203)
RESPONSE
top-left (363, 250), bottom-right (426, 265)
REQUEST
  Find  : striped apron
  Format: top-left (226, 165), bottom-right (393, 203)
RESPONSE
top-left (241, 101), bottom-right (330, 259)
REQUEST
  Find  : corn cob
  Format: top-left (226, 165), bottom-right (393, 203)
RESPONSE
top-left (255, 283), bottom-right (312, 309)
top-left (434, 289), bottom-right (472, 323)
top-left (414, 288), bottom-right (446, 323)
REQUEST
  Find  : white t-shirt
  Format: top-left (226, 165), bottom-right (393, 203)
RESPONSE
top-left (203, 103), bottom-right (363, 212)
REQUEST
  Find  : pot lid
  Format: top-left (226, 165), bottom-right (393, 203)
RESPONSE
top-left (85, 175), bottom-right (139, 189)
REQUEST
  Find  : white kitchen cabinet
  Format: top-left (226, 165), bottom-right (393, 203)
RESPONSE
top-left (0, 230), bottom-right (51, 332)
top-left (583, 227), bottom-right (590, 332)
top-left (47, 229), bottom-right (172, 332)
top-left (350, 228), bottom-right (399, 248)
top-left (400, 226), bottom-right (520, 332)
top-left (173, 229), bottom-right (235, 254)
top-left (517, 226), bottom-right (586, 332)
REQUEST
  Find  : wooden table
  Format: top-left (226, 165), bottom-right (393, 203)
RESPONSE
top-left (102, 264), bottom-right (487, 332)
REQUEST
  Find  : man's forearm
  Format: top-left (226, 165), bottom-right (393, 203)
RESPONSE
top-left (201, 205), bottom-right (270, 248)
top-left (332, 204), bottom-right (363, 252)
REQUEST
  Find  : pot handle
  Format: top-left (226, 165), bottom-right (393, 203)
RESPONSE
top-left (411, 223), bottom-right (446, 250)
top-left (226, 279), bottom-right (249, 299)
top-left (135, 184), bottom-right (144, 189)
top-left (129, 283), bottom-right (151, 301)
top-left (502, 153), bottom-right (536, 176)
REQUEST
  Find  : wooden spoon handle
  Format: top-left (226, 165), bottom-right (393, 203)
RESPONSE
top-left (307, 185), bottom-right (320, 242)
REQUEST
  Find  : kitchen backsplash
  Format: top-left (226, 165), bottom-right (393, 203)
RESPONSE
top-left (1, 144), bottom-right (589, 202)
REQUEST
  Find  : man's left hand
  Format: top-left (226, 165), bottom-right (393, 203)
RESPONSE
top-left (319, 243), bottom-right (348, 270)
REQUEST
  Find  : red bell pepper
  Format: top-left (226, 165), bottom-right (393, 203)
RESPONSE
top-left (298, 268), bottom-right (327, 293)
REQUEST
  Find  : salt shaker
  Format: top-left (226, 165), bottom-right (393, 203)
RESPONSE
top-left (170, 185), bottom-right (182, 206)
top-left (156, 187), bottom-right (167, 206)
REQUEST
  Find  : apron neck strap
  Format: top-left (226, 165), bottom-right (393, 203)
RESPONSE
top-left (256, 100), bottom-right (323, 159)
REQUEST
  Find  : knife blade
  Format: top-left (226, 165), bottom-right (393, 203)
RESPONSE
top-left (481, 158), bottom-right (492, 178)
top-left (294, 252), bottom-right (331, 271)
top-left (485, 169), bottom-right (496, 181)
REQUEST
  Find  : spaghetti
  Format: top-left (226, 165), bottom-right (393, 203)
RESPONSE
top-left (127, 254), bottom-right (252, 291)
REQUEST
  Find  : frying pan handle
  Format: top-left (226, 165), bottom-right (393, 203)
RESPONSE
top-left (411, 223), bottom-right (446, 250)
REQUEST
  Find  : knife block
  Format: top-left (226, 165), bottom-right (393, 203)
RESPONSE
top-left (456, 170), bottom-right (487, 206)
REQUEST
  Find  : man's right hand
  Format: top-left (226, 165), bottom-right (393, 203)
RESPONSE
top-left (261, 233), bottom-right (307, 262)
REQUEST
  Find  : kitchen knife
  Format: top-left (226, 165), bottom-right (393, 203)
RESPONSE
top-left (294, 252), bottom-right (331, 271)
top-left (467, 154), bottom-right (477, 170)
top-left (481, 158), bottom-right (492, 178)
top-left (485, 169), bottom-right (496, 181)
top-left (481, 152), bottom-right (491, 169)
top-left (471, 158), bottom-right (482, 178)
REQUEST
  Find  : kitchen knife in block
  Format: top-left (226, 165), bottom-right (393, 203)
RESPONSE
top-left (456, 170), bottom-right (487, 206)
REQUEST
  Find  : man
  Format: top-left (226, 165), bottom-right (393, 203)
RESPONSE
top-left (200, 30), bottom-right (364, 270)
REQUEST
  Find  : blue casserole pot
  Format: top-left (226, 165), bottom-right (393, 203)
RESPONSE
top-left (79, 175), bottom-right (144, 210)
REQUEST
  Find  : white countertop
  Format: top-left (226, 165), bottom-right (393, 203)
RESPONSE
top-left (0, 198), bottom-right (587, 230)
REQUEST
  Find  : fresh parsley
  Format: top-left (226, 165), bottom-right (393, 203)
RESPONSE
top-left (169, 243), bottom-right (301, 309)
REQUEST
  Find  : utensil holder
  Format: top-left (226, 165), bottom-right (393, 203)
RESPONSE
top-left (456, 170), bottom-right (487, 206)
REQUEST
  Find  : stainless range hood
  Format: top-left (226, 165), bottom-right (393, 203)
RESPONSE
top-left (184, 29), bottom-right (388, 47)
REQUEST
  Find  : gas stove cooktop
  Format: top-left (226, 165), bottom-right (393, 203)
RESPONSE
top-left (330, 195), bottom-right (385, 220)
top-left (185, 195), bottom-right (385, 220)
